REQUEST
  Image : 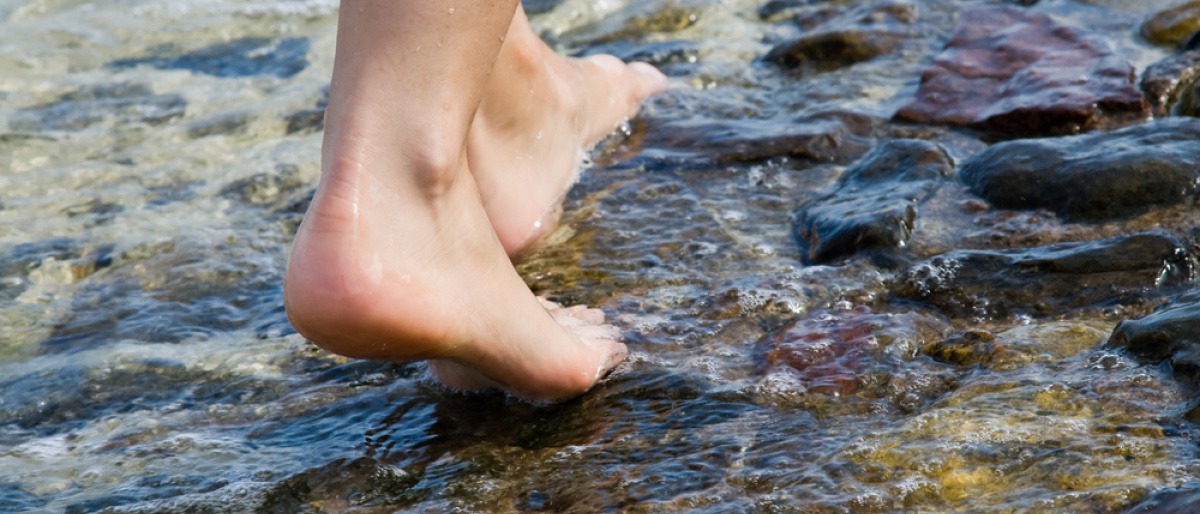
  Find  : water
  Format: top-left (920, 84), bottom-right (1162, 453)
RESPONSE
top-left (3, 0), bottom-right (1200, 512)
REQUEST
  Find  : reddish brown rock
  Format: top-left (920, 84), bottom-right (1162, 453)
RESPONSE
top-left (893, 6), bottom-right (1148, 139)
top-left (756, 307), bottom-right (949, 395)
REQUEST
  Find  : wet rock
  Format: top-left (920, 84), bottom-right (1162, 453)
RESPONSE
top-left (959, 118), bottom-right (1200, 221)
top-left (62, 197), bottom-right (123, 225)
top-left (1108, 289), bottom-right (1200, 379)
top-left (756, 306), bottom-right (950, 396)
top-left (186, 110), bottom-right (250, 139)
top-left (891, 232), bottom-right (1194, 319)
top-left (283, 86), bottom-right (329, 135)
top-left (1125, 482), bottom-right (1200, 513)
top-left (793, 139), bottom-right (952, 264)
top-left (925, 323), bottom-right (1106, 371)
top-left (259, 457), bottom-right (420, 512)
top-left (1140, 50), bottom-right (1200, 117)
top-left (758, 0), bottom-right (819, 22)
top-left (110, 37), bottom-right (310, 79)
top-left (284, 109), bottom-right (324, 135)
top-left (894, 6), bottom-right (1148, 138)
top-left (765, 1), bottom-right (917, 72)
top-left (8, 83), bottom-right (185, 132)
top-left (563, 3), bottom-right (699, 45)
top-left (1141, 1), bottom-right (1200, 48)
top-left (219, 164), bottom-right (306, 208)
top-left (642, 110), bottom-right (872, 167)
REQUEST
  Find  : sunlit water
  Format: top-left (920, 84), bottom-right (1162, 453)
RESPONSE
top-left (2, 0), bottom-right (1200, 512)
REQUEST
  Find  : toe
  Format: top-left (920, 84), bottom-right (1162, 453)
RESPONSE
top-left (628, 61), bottom-right (669, 95)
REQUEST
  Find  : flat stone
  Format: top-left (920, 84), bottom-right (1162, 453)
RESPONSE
top-left (1109, 289), bottom-right (1200, 379)
top-left (642, 110), bottom-right (872, 167)
top-left (894, 6), bottom-right (1148, 138)
top-left (959, 118), bottom-right (1200, 221)
top-left (891, 231), bottom-right (1194, 319)
top-left (756, 307), bottom-right (950, 396)
top-left (110, 37), bottom-right (309, 79)
top-left (793, 139), bottom-right (951, 264)
top-left (1141, 50), bottom-right (1200, 117)
top-left (9, 83), bottom-right (185, 132)
top-left (1141, 1), bottom-right (1200, 47)
top-left (765, 1), bottom-right (917, 72)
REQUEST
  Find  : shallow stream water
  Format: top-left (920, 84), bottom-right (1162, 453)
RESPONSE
top-left (4, 0), bottom-right (1200, 512)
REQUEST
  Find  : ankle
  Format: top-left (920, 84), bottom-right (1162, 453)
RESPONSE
top-left (322, 111), bottom-right (469, 202)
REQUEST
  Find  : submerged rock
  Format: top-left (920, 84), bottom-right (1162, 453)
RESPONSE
top-left (186, 110), bottom-right (250, 139)
top-left (793, 139), bottom-right (952, 264)
top-left (9, 83), bottom-right (185, 132)
top-left (1141, 1), bottom-right (1200, 48)
top-left (959, 118), bottom-right (1200, 221)
top-left (1109, 289), bottom-right (1200, 380)
top-left (891, 232), bottom-right (1194, 319)
top-left (925, 323), bottom-right (1106, 371)
top-left (764, 1), bottom-right (917, 72)
top-left (894, 6), bottom-right (1148, 138)
top-left (110, 37), bottom-right (310, 79)
top-left (284, 86), bottom-right (329, 135)
top-left (756, 306), bottom-right (950, 396)
top-left (219, 164), bottom-right (307, 209)
top-left (642, 110), bottom-right (872, 167)
top-left (1140, 50), bottom-right (1200, 117)
top-left (1126, 482), bottom-right (1200, 514)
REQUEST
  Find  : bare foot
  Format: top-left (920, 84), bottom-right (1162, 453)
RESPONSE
top-left (469, 6), bottom-right (668, 257)
top-left (284, 2), bottom-right (657, 401)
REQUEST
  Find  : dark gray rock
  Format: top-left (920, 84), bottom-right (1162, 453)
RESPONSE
top-left (642, 110), bottom-right (872, 167)
top-left (959, 118), bottom-right (1200, 221)
top-left (284, 86), bottom-right (329, 135)
top-left (793, 139), bottom-right (952, 264)
top-left (891, 231), bottom-right (1194, 319)
top-left (894, 6), bottom-right (1148, 138)
top-left (219, 164), bottom-right (306, 209)
top-left (9, 83), bottom-right (185, 132)
top-left (1124, 482), bottom-right (1200, 514)
top-left (1109, 289), bottom-right (1200, 378)
top-left (765, 1), bottom-right (917, 72)
top-left (186, 111), bottom-right (250, 139)
top-left (284, 109), bottom-right (324, 135)
top-left (110, 37), bottom-right (309, 79)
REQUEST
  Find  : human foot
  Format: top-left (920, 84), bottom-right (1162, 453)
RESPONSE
top-left (469, 6), bottom-right (668, 257)
top-left (284, 0), bottom-right (627, 401)
top-left (284, 142), bottom-right (628, 401)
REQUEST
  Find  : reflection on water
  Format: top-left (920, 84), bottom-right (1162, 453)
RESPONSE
top-left (2, 0), bottom-right (1200, 512)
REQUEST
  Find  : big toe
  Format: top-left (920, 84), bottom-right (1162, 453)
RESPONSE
top-left (628, 61), bottom-right (669, 96)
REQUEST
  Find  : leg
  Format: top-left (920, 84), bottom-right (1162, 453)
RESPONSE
top-left (284, 0), bottom-right (657, 401)
top-left (470, 5), bottom-right (668, 256)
